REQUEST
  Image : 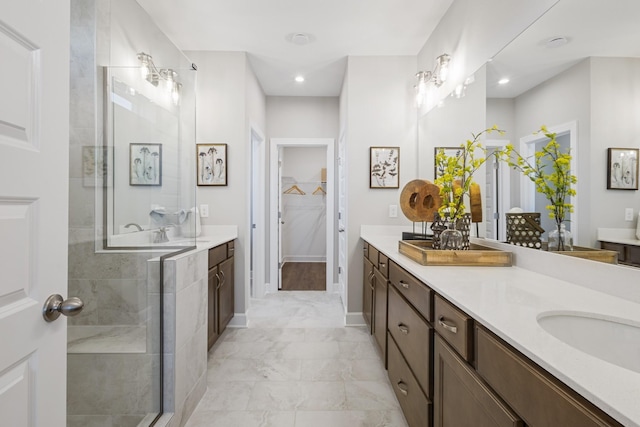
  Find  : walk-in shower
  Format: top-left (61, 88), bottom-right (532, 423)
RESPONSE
top-left (68, 0), bottom-right (196, 425)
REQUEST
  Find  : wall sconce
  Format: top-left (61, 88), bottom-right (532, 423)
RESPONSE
top-left (137, 52), bottom-right (181, 105)
top-left (414, 53), bottom-right (451, 107)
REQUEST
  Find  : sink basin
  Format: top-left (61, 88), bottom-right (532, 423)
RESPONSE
top-left (537, 311), bottom-right (640, 373)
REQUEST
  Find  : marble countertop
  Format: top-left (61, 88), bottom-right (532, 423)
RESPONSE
top-left (597, 227), bottom-right (640, 247)
top-left (361, 226), bottom-right (640, 427)
top-left (163, 225), bottom-right (238, 260)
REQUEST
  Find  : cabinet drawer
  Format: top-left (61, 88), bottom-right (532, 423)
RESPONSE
top-left (209, 243), bottom-right (227, 267)
top-left (389, 261), bottom-right (432, 321)
top-left (388, 285), bottom-right (432, 397)
top-left (388, 333), bottom-right (432, 427)
top-left (368, 244), bottom-right (380, 266)
top-left (600, 241), bottom-right (625, 262)
top-left (626, 245), bottom-right (640, 265)
top-left (378, 253), bottom-right (389, 278)
top-left (434, 295), bottom-right (473, 362)
top-left (476, 325), bottom-right (623, 427)
top-left (227, 240), bottom-right (235, 258)
top-left (434, 335), bottom-right (522, 427)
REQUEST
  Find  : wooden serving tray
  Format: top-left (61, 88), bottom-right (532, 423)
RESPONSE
top-left (542, 244), bottom-right (618, 264)
top-left (399, 240), bottom-right (512, 267)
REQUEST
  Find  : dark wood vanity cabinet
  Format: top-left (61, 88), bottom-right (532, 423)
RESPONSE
top-left (208, 240), bottom-right (235, 350)
top-left (363, 243), bottom-right (389, 363)
top-left (363, 240), bottom-right (625, 427)
top-left (601, 241), bottom-right (640, 267)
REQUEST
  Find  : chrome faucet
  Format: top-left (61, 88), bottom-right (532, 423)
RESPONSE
top-left (153, 227), bottom-right (169, 243)
top-left (124, 223), bottom-right (143, 232)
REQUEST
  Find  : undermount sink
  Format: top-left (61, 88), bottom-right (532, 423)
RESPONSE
top-left (537, 311), bottom-right (640, 373)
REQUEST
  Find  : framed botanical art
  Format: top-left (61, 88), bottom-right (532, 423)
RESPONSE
top-left (434, 146), bottom-right (465, 179)
top-left (370, 146), bottom-right (399, 188)
top-left (197, 143), bottom-right (227, 186)
top-left (607, 147), bottom-right (638, 190)
top-left (130, 143), bottom-right (162, 186)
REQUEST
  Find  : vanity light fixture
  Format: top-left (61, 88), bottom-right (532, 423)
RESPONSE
top-left (137, 52), bottom-right (181, 105)
top-left (414, 53), bottom-right (451, 107)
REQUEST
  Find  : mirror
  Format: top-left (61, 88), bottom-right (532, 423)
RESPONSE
top-left (101, 67), bottom-right (197, 249)
top-left (420, 0), bottom-right (640, 249)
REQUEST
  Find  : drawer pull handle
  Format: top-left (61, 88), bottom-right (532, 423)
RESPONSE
top-left (438, 316), bottom-right (458, 334)
top-left (398, 324), bottom-right (409, 335)
top-left (396, 381), bottom-right (408, 396)
top-left (399, 281), bottom-right (409, 289)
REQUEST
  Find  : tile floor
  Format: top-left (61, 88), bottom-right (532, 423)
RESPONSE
top-left (184, 291), bottom-right (409, 427)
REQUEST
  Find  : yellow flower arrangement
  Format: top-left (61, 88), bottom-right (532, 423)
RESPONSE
top-left (434, 125), bottom-right (504, 221)
top-left (499, 126), bottom-right (577, 250)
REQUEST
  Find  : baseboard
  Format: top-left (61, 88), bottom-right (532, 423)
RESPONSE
top-left (226, 313), bottom-right (248, 328)
top-left (345, 312), bottom-right (365, 326)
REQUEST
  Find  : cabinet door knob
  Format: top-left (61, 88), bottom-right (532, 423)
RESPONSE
top-left (398, 324), bottom-right (409, 335)
top-left (396, 380), bottom-right (408, 396)
top-left (438, 316), bottom-right (458, 334)
top-left (399, 281), bottom-right (409, 289)
top-left (379, 262), bottom-right (386, 268)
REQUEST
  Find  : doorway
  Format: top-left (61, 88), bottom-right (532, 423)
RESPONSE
top-left (485, 139), bottom-right (511, 241)
top-left (269, 138), bottom-right (335, 293)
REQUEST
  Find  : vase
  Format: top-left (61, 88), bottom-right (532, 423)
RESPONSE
top-left (439, 222), bottom-right (464, 250)
top-left (548, 222), bottom-right (573, 251)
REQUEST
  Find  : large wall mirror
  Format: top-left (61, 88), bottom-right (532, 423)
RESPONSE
top-left (420, 0), bottom-right (640, 250)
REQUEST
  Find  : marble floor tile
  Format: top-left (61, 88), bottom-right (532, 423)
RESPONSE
top-left (293, 410), bottom-right (408, 427)
top-left (183, 291), bottom-right (409, 427)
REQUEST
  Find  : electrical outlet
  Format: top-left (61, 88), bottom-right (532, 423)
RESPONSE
top-left (200, 204), bottom-right (209, 218)
top-left (389, 204), bottom-right (398, 218)
top-left (625, 208), bottom-right (634, 221)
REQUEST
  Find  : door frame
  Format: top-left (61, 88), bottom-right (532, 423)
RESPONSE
top-left (485, 139), bottom-right (511, 240)
top-left (250, 124), bottom-right (266, 298)
top-left (519, 121), bottom-right (578, 243)
top-left (269, 138), bottom-right (335, 293)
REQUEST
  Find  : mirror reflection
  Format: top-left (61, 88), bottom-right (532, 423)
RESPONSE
top-left (421, 0), bottom-right (640, 251)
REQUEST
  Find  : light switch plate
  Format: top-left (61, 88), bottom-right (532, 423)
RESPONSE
top-left (389, 204), bottom-right (398, 218)
top-left (200, 204), bottom-right (209, 218)
top-left (625, 208), bottom-right (634, 221)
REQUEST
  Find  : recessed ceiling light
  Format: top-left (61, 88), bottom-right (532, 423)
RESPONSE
top-left (295, 75), bottom-right (305, 83)
top-left (498, 78), bottom-right (510, 85)
top-left (546, 36), bottom-right (568, 48)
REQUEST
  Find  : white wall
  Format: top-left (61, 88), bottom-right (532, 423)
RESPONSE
top-left (186, 50), bottom-right (266, 318)
top-left (344, 56), bottom-right (417, 314)
top-left (590, 57), bottom-right (640, 240)
top-left (267, 96), bottom-right (339, 137)
top-left (416, 0), bottom-right (559, 113)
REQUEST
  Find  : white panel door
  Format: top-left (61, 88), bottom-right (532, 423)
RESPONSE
top-left (0, 2), bottom-right (70, 426)
top-left (337, 132), bottom-right (347, 301)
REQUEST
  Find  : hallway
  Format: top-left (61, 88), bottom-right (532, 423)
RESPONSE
top-left (184, 292), bottom-right (408, 427)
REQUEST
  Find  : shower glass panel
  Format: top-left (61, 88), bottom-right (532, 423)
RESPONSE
top-left (67, 63), bottom-right (196, 427)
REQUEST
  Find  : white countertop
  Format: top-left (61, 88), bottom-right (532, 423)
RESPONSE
top-left (362, 226), bottom-right (640, 427)
top-left (165, 225), bottom-right (238, 260)
top-left (598, 227), bottom-right (640, 247)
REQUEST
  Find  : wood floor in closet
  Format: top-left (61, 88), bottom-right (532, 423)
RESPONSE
top-left (281, 262), bottom-right (326, 291)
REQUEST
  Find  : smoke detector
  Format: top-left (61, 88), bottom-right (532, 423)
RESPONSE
top-left (546, 36), bottom-right (569, 48)
top-left (286, 32), bottom-right (315, 46)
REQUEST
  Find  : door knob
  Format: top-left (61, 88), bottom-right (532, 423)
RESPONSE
top-left (42, 294), bottom-right (84, 322)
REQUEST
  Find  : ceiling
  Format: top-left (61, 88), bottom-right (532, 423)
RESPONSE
top-left (136, 0), bottom-right (454, 97)
top-left (486, 0), bottom-right (640, 98)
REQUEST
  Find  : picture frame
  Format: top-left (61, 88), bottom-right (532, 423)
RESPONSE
top-left (607, 147), bottom-right (638, 190)
top-left (370, 146), bottom-right (399, 188)
top-left (197, 143), bottom-right (227, 186)
top-left (434, 146), bottom-right (465, 179)
top-left (130, 143), bottom-right (162, 186)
